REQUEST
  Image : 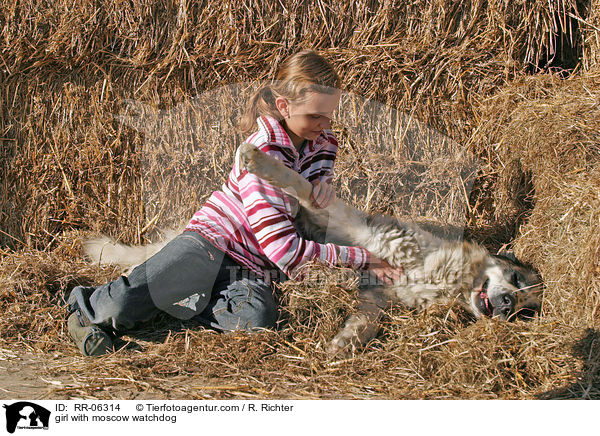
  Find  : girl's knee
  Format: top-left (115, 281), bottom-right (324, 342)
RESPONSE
top-left (90, 279), bottom-right (158, 331)
top-left (242, 299), bottom-right (278, 329)
top-left (220, 279), bottom-right (279, 330)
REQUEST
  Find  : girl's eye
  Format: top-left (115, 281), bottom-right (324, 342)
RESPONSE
top-left (310, 114), bottom-right (321, 119)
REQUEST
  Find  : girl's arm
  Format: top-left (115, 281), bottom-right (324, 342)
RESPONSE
top-left (239, 139), bottom-right (403, 283)
top-left (238, 168), bottom-right (369, 279)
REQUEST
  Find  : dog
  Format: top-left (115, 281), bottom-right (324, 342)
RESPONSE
top-left (83, 142), bottom-right (543, 356)
top-left (237, 142), bottom-right (543, 355)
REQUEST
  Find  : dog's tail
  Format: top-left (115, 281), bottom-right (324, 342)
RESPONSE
top-left (82, 229), bottom-right (180, 271)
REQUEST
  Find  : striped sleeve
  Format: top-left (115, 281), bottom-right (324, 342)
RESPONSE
top-left (238, 167), bottom-right (368, 279)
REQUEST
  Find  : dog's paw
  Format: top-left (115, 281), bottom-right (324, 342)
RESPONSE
top-left (326, 330), bottom-right (360, 358)
top-left (326, 336), bottom-right (352, 358)
top-left (238, 141), bottom-right (254, 162)
top-left (239, 142), bottom-right (266, 176)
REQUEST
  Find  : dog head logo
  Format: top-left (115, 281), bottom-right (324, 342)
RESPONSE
top-left (3, 402), bottom-right (50, 434)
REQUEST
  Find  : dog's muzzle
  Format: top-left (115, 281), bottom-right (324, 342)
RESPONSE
top-left (475, 280), bottom-right (515, 320)
top-left (489, 293), bottom-right (515, 319)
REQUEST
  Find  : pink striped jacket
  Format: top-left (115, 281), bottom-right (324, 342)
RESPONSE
top-left (185, 116), bottom-right (370, 280)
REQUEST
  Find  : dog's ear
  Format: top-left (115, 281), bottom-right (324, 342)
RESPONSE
top-left (494, 250), bottom-right (523, 267)
top-left (496, 250), bottom-right (517, 261)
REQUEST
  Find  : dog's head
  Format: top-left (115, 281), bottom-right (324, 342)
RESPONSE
top-left (470, 253), bottom-right (543, 320)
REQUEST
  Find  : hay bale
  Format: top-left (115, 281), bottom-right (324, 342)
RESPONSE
top-left (473, 69), bottom-right (600, 325)
top-left (582, 0), bottom-right (600, 70)
top-left (0, 0), bottom-right (586, 248)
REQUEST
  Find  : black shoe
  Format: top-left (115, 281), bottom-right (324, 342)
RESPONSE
top-left (67, 292), bottom-right (113, 357)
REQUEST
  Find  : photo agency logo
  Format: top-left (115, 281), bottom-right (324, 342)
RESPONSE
top-left (3, 402), bottom-right (50, 433)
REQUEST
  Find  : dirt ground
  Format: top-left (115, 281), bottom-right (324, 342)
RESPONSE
top-left (0, 352), bottom-right (81, 400)
top-left (0, 351), bottom-right (222, 400)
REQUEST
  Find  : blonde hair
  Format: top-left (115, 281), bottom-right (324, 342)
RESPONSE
top-left (239, 49), bottom-right (341, 134)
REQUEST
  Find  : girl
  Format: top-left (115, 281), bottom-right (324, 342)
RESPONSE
top-left (67, 49), bottom-right (402, 356)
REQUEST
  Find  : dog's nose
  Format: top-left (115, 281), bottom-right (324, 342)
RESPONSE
top-left (491, 293), bottom-right (515, 319)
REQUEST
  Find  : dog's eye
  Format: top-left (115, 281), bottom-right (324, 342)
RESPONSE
top-left (517, 305), bottom-right (539, 319)
top-left (509, 271), bottom-right (522, 288)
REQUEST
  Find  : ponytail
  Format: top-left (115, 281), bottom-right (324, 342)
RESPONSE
top-left (239, 86), bottom-right (281, 134)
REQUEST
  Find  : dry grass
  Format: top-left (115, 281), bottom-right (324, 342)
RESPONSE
top-left (1, 0), bottom-right (599, 399)
top-left (0, 247), bottom-right (593, 399)
top-left (582, 0), bottom-right (600, 69)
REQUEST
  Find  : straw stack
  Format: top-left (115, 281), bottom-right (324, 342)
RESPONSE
top-left (1, 0), bottom-right (598, 399)
top-left (473, 69), bottom-right (600, 327)
top-left (582, 0), bottom-right (600, 69)
top-left (0, 0), bottom-right (585, 246)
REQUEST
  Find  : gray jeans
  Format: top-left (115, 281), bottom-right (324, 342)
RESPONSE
top-left (68, 231), bottom-right (280, 333)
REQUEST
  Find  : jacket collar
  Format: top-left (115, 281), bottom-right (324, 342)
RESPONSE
top-left (257, 115), bottom-right (328, 158)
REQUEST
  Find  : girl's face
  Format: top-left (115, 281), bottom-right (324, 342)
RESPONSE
top-left (276, 90), bottom-right (341, 149)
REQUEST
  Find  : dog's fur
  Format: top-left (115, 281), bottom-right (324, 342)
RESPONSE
top-left (83, 142), bottom-right (543, 355)
top-left (83, 229), bottom-right (180, 276)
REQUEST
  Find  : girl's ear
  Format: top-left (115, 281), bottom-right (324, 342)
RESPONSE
top-left (275, 97), bottom-right (290, 119)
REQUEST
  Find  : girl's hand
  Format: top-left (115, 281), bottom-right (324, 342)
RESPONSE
top-left (367, 254), bottom-right (404, 285)
top-left (310, 179), bottom-right (335, 209)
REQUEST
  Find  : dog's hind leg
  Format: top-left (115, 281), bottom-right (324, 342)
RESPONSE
top-left (326, 287), bottom-right (389, 356)
top-left (239, 142), bottom-right (314, 203)
top-left (239, 142), bottom-right (371, 246)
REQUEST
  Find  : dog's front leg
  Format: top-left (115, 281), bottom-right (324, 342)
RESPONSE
top-left (326, 287), bottom-right (389, 356)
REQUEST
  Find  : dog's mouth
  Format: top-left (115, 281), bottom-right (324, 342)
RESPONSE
top-left (475, 279), bottom-right (494, 317)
